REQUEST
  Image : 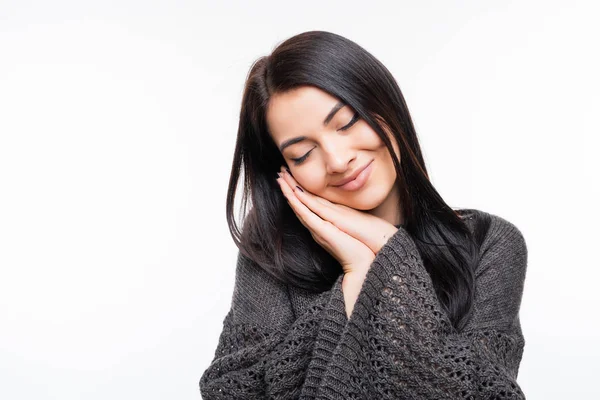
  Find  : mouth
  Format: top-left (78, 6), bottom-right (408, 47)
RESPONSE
top-left (332, 160), bottom-right (374, 191)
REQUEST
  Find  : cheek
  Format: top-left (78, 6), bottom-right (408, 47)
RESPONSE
top-left (361, 127), bottom-right (398, 165)
top-left (294, 170), bottom-right (324, 192)
top-left (357, 125), bottom-right (384, 149)
top-left (373, 141), bottom-right (399, 184)
top-left (371, 127), bottom-right (400, 169)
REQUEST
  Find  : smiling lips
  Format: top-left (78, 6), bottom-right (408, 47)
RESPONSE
top-left (333, 160), bottom-right (374, 191)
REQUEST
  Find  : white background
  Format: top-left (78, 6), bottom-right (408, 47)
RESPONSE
top-left (1, 1), bottom-right (598, 399)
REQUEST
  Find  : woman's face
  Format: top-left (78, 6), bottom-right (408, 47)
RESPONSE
top-left (266, 85), bottom-right (403, 225)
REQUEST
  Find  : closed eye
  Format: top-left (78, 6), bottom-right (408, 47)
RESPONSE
top-left (291, 112), bottom-right (361, 165)
top-left (291, 148), bottom-right (314, 165)
top-left (339, 111), bottom-right (360, 131)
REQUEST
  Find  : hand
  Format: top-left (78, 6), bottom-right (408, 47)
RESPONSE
top-left (277, 166), bottom-right (399, 255)
top-left (276, 167), bottom-right (374, 274)
top-left (276, 166), bottom-right (398, 274)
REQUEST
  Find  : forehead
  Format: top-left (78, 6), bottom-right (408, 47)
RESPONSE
top-left (266, 86), bottom-right (341, 140)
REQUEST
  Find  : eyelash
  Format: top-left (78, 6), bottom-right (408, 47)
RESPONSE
top-left (291, 112), bottom-right (360, 165)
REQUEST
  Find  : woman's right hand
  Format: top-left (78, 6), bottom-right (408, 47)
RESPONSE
top-left (276, 172), bottom-right (375, 275)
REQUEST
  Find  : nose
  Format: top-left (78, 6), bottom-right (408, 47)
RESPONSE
top-left (321, 137), bottom-right (356, 175)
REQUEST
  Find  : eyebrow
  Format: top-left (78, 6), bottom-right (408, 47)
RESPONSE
top-left (278, 100), bottom-right (346, 152)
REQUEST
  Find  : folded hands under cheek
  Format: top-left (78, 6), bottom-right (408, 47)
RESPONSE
top-left (275, 165), bottom-right (399, 275)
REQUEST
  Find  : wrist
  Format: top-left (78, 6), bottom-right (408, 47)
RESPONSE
top-left (341, 272), bottom-right (367, 319)
top-left (342, 270), bottom-right (368, 289)
top-left (382, 226), bottom-right (399, 246)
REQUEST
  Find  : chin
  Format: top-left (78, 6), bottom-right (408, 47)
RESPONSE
top-left (331, 182), bottom-right (392, 211)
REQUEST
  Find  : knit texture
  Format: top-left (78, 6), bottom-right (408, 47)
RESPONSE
top-left (199, 209), bottom-right (528, 399)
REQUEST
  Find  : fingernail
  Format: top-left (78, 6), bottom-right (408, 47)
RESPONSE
top-left (276, 172), bottom-right (281, 179)
top-left (295, 185), bottom-right (304, 192)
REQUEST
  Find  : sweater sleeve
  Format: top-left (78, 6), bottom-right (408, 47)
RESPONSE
top-left (314, 215), bottom-right (528, 399)
top-left (199, 251), bottom-right (346, 400)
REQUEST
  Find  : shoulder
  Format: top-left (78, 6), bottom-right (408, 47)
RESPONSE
top-left (467, 208), bottom-right (528, 279)
top-left (479, 209), bottom-right (527, 254)
top-left (230, 251), bottom-right (295, 327)
top-left (459, 208), bottom-right (525, 246)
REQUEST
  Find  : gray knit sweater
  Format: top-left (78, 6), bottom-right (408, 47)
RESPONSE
top-left (199, 209), bottom-right (528, 399)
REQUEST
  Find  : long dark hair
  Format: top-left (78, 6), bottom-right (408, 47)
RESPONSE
top-left (224, 30), bottom-right (492, 332)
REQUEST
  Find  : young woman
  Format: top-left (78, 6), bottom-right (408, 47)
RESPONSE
top-left (200, 30), bottom-right (528, 399)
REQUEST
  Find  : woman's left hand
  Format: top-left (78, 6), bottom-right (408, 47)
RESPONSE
top-left (277, 166), bottom-right (399, 256)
